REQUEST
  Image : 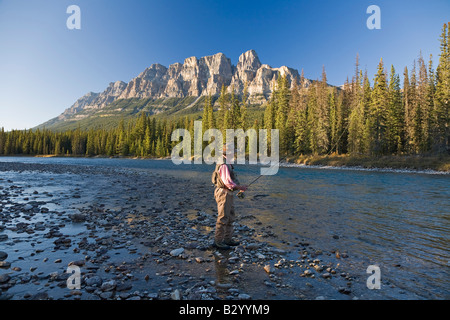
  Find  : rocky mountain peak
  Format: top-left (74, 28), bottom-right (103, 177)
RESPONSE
top-left (107, 81), bottom-right (127, 93)
top-left (47, 50), bottom-right (311, 126)
top-left (230, 50), bottom-right (263, 93)
top-left (237, 49), bottom-right (261, 72)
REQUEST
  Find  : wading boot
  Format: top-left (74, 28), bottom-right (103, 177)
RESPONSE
top-left (224, 239), bottom-right (240, 246)
top-left (213, 242), bottom-right (231, 250)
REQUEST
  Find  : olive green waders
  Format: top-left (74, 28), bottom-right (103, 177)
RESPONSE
top-left (211, 163), bottom-right (240, 246)
top-left (214, 187), bottom-right (235, 244)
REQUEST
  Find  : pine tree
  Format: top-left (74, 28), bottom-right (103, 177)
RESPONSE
top-left (218, 84), bottom-right (229, 132)
top-left (434, 22), bottom-right (450, 153)
top-left (162, 120), bottom-right (171, 156)
top-left (306, 81), bottom-right (319, 154)
top-left (416, 53), bottom-right (431, 153)
top-left (289, 80), bottom-right (309, 154)
top-left (202, 95), bottom-right (210, 135)
top-left (307, 68), bottom-right (330, 154)
top-left (275, 73), bottom-right (290, 154)
top-left (240, 82), bottom-right (249, 131)
top-left (231, 86), bottom-right (241, 130)
top-left (264, 79), bottom-right (277, 148)
top-left (223, 109), bottom-right (231, 132)
top-left (360, 71), bottom-right (372, 153)
top-left (53, 136), bottom-right (60, 155)
top-left (21, 130), bottom-right (30, 155)
top-left (156, 137), bottom-right (164, 157)
top-left (348, 95), bottom-right (365, 154)
top-left (403, 66), bottom-right (414, 153)
top-left (369, 58), bottom-right (389, 155)
top-left (72, 126), bottom-right (85, 155)
top-left (207, 94), bottom-right (215, 130)
top-left (427, 55), bottom-right (437, 152)
top-left (0, 127), bottom-right (4, 155)
top-left (339, 78), bottom-right (352, 154)
top-left (328, 87), bottom-right (341, 154)
top-left (387, 65), bottom-right (404, 154)
top-left (4, 133), bottom-right (12, 155)
top-left (427, 54), bottom-right (438, 152)
top-left (409, 62), bottom-right (420, 153)
top-left (134, 111), bottom-right (147, 141)
top-left (287, 80), bottom-right (300, 154)
top-left (116, 119), bottom-right (129, 156)
top-left (144, 125), bottom-right (152, 156)
top-left (86, 130), bottom-right (95, 156)
top-left (347, 57), bottom-right (365, 155)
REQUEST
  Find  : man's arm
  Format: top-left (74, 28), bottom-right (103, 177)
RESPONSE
top-left (218, 164), bottom-right (247, 191)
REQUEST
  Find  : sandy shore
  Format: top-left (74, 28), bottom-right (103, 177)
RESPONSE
top-left (0, 161), bottom-right (417, 300)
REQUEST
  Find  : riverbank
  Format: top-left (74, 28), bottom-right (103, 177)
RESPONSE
top-left (8, 153), bottom-right (450, 174)
top-left (1, 160), bottom-right (428, 301)
top-left (284, 154), bottom-right (450, 173)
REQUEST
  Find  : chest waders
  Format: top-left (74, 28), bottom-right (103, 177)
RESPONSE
top-left (211, 163), bottom-right (240, 248)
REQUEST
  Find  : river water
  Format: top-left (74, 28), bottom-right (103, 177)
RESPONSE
top-left (1, 156), bottom-right (449, 299)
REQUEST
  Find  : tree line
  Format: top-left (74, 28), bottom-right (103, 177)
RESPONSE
top-left (1, 23), bottom-right (448, 158)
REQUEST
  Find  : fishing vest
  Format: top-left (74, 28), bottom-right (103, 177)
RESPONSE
top-left (211, 163), bottom-right (239, 190)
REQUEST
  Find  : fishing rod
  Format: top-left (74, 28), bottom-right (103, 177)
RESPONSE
top-left (237, 156), bottom-right (288, 199)
top-left (235, 120), bottom-right (349, 198)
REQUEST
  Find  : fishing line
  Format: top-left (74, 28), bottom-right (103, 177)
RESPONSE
top-left (236, 155), bottom-right (288, 198)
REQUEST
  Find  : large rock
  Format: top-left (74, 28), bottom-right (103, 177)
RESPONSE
top-left (0, 251), bottom-right (7, 261)
top-left (69, 213), bottom-right (86, 222)
top-left (85, 275), bottom-right (102, 287)
top-left (170, 248), bottom-right (185, 257)
top-left (0, 274), bottom-right (11, 283)
top-left (100, 279), bottom-right (116, 292)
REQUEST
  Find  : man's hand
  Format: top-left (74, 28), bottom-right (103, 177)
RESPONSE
top-left (238, 185), bottom-right (248, 191)
top-left (236, 187), bottom-right (247, 199)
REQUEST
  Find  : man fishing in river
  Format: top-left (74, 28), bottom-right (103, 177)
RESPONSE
top-left (211, 144), bottom-right (248, 249)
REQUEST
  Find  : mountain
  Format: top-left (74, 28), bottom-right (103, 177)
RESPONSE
top-left (37, 50), bottom-right (311, 131)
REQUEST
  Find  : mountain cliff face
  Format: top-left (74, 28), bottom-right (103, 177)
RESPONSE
top-left (115, 50), bottom-right (303, 101)
top-left (41, 50), bottom-right (311, 129)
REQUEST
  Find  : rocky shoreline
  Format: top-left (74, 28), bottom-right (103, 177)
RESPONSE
top-left (0, 161), bottom-right (409, 300)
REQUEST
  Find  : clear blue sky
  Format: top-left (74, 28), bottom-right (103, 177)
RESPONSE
top-left (0, 0), bottom-right (448, 131)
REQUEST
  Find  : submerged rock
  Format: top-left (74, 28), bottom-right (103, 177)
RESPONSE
top-left (0, 252), bottom-right (7, 261)
top-left (0, 274), bottom-right (11, 283)
top-left (85, 276), bottom-right (102, 287)
top-left (101, 280), bottom-right (116, 292)
top-left (171, 289), bottom-right (181, 300)
top-left (70, 213), bottom-right (86, 222)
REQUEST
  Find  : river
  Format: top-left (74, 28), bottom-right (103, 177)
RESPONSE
top-left (0, 156), bottom-right (449, 299)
